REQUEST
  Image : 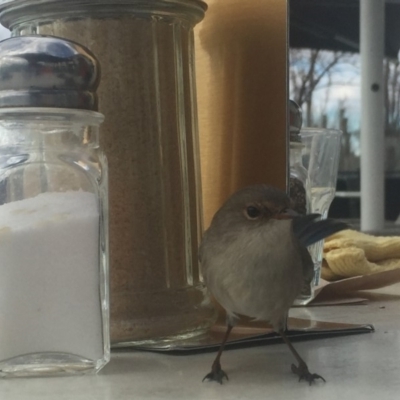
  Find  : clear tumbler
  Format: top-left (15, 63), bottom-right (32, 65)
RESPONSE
top-left (295, 128), bottom-right (342, 304)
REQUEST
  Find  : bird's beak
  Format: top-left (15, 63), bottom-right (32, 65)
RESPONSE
top-left (273, 208), bottom-right (299, 220)
top-left (284, 208), bottom-right (300, 217)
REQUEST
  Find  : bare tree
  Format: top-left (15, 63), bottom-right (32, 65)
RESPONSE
top-left (290, 48), bottom-right (400, 175)
top-left (289, 49), bottom-right (355, 126)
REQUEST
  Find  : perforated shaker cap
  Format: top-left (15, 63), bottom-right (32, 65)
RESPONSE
top-left (0, 35), bottom-right (100, 110)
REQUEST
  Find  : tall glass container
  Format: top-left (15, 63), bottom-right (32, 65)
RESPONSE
top-left (0, 0), bottom-right (216, 346)
top-left (289, 100), bottom-right (308, 215)
top-left (300, 127), bottom-right (342, 286)
top-left (0, 36), bottom-right (109, 377)
top-left (294, 128), bottom-right (342, 305)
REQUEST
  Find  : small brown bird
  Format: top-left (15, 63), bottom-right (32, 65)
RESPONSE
top-left (199, 184), bottom-right (348, 385)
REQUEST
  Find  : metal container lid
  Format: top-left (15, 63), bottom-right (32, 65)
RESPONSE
top-left (0, 35), bottom-right (100, 110)
top-left (0, 0), bottom-right (208, 28)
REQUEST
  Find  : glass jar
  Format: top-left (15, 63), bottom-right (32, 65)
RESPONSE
top-left (288, 100), bottom-right (313, 304)
top-left (290, 137), bottom-right (315, 303)
top-left (0, 36), bottom-right (109, 377)
top-left (289, 141), bottom-right (308, 215)
top-left (0, 0), bottom-right (217, 347)
top-left (299, 128), bottom-right (342, 285)
top-left (289, 100), bottom-right (308, 215)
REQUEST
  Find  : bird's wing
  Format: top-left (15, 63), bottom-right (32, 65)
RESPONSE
top-left (298, 244), bottom-right (315, 285)
top-left (292, 214), bottom-right (349, 248)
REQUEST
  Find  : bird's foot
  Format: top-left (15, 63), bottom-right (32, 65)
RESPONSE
top-left (202, 362), bottom-right (229, 384)
top-left (291, 361), bottom-right (325, 385)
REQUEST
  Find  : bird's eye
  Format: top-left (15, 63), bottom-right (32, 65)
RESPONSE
top-left (245, 206), bottom-right (261, 219)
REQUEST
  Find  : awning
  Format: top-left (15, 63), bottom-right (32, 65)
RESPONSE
top-left (290, 0), bottom-right (400, 59)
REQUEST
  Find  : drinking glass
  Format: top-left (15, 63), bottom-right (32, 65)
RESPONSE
top-left (295, 128), bottom-right (342, 304)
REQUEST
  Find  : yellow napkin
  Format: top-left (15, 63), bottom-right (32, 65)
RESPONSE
top-left (322, 229), bottom-right (400, 281)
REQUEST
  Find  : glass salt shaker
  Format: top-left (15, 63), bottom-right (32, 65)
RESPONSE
top-left (0, 35), bottom-right (109, 377)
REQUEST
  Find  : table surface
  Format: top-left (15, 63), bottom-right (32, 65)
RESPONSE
top-left (2, 284), bottom-right (400, 400)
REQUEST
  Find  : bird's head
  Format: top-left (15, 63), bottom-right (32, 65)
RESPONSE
top-left (211, 184), bottom-right (296, 231)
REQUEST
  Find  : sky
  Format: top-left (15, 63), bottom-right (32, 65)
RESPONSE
top-left (310, 52), bottom-right (361, 133)
top-left (314, 81), bottom-right (361, 155)
top-left (290, 49), bottom-right (363, 155)
top-left (0, 24), bottom-right (9, 41)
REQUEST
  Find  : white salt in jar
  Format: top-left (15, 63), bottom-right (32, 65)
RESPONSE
top-left (0, 36), bottom-right (109, 377)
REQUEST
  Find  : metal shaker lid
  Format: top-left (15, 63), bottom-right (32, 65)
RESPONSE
top-left (289, 100), bottom-right (303, 142)
top-left (0, 35), bottom-right (100, 110)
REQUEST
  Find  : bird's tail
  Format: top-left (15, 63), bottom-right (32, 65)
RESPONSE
top-left (292, 214), bottom-right (349, 247)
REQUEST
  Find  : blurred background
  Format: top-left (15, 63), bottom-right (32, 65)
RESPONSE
top-left (289, 0), bottom-right (400, 224)
top-left (1, 1), bottom-right (398, 225)
top-left (0, 24), bottom-right (8, 41)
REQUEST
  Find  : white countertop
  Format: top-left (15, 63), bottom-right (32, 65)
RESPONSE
top-left (2, 284), bottom-right (400, 400)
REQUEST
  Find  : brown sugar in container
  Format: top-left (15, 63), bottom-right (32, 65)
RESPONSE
top-left (0, 0), bottom-right (217, 346)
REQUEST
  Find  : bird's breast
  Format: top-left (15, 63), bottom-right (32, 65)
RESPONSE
top-left (203, 220), bottom-right (304, 324)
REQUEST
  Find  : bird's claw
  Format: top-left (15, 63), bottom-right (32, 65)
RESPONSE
top-left (291, 362), bottom-right (325, 385)
top-left (202, 364), bottom-right (229, 384)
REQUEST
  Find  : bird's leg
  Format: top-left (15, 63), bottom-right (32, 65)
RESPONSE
top-left (202, 323), bottom-right (233, 384)
top-left (279, 329), bottom-right (326, 385)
